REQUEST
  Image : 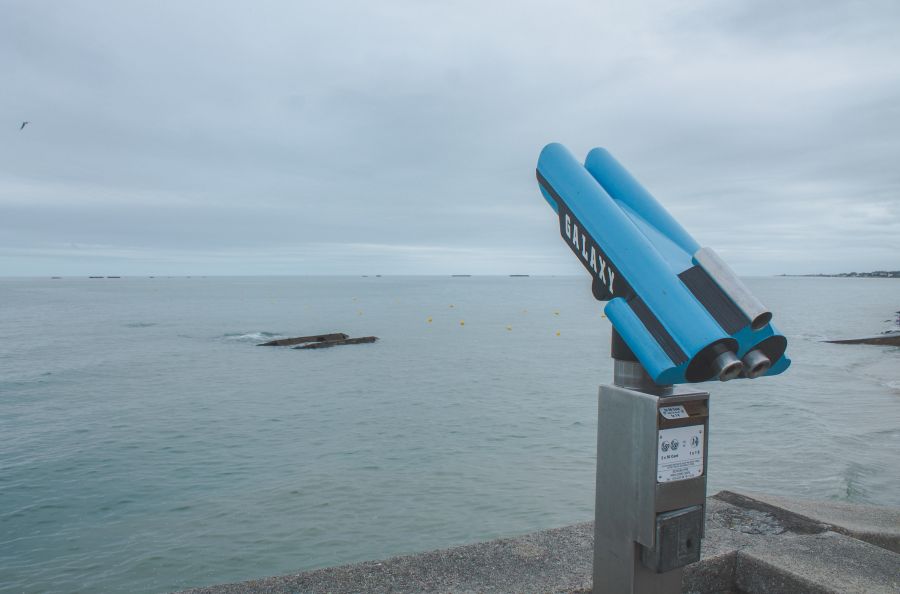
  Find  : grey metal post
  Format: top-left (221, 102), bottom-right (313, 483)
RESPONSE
top-left (593, 332), bottom-right (710, 593)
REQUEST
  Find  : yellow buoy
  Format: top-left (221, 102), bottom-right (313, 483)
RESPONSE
top-left (460, 320), bottom-right (465, 326)
top-left (506, 325), bottom-right (512, 331)
top-left (556, 330), bottom-right (560, 336)
top-left (554, 311), bottom-right (559, 316)
top-left (449, 304), bottom-right (455, 308)
top-left (427, 317), bottom-right (433, 323)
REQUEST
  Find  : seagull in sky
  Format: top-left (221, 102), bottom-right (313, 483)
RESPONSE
top-left (20, 121), bottom-right (29, 130)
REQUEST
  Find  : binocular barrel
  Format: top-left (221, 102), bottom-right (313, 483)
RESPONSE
top-left (536, 143), bottom-right (789, 384)
top-left (693, 248), bottom-right (772, 331)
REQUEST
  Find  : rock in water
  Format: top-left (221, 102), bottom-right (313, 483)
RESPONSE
top-left (293, 337), bottom-right (378, 349)
top-left (258, 333), bottom-right (349, 347)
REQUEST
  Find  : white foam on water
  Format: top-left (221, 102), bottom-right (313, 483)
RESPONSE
top-left (223, 331), bottom-right (282, 342)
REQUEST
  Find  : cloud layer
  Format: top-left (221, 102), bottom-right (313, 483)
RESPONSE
top-left (2, 0), bottom-right (898, 275)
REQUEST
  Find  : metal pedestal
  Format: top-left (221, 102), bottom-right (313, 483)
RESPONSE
top-left (593, 360), bottom-right (710, 594)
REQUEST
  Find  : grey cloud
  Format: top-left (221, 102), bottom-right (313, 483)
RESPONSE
top-left (1, 0), bottom-right (898, 276)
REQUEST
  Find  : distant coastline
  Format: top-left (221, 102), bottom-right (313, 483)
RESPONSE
top-left (780, 270), bottom-right (900, 278)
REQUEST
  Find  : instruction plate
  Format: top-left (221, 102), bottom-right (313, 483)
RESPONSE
top-left (659, 405), bottom-right (688, 420)
top-left (657, 425), bottom-right (704, 483)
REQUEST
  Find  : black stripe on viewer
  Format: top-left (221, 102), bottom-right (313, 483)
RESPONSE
top-left (678, 266), bottom-right (749, 334)
top-left (628, 297), bottom-right (688, 365)
top-left (535, 169), bottom-right (559, 205)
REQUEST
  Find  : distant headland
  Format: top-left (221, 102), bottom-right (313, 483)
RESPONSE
top-left (780, 270), bottom-right (900, 278)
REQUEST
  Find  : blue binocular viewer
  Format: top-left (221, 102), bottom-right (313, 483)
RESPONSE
top-left (536, 143), bottom-right (790, 384)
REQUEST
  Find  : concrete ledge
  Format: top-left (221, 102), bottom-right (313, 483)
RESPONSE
top-left (178, 522), bottom-right (596, 594)
top-left (734, 531), bottom-right (899, 594)
top-left (718, 489), bottom-right (900, 554)
top-left (176, 491), bottom-right (899, 594)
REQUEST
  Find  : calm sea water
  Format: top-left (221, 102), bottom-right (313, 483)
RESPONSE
top-left (1, 276), bottom-right (898, 593)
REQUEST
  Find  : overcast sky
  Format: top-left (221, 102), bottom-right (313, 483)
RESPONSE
top-left (2, 0), bottom-right (898, 276)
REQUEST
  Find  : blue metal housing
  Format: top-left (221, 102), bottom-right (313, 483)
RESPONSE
top-left (536, 143), bottom-right (790, 384)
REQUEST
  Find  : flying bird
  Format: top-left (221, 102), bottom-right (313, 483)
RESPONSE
top-left (20, 121), bottom-right (29, 130)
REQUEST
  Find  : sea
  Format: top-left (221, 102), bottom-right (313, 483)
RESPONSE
top-left (1, 275), bottom-right (898, 593)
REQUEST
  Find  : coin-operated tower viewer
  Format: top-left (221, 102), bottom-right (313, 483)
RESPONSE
top-left (535, 143), bottom-right (790, 593)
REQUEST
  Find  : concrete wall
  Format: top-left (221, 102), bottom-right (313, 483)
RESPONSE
top-left (177, 491), bottom-right (900, 594)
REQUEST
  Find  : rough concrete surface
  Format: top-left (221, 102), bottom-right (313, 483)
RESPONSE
top-left (178, 522), bottom-right (595, 594)
top-left (735, 531), bottom-right (899, 594)
top-left (724, 489), bottom-right (900, 554)
top-left (175, 491), bottom-right (899, 594)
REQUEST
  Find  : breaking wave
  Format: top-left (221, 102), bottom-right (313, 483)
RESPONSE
top-left (222, 331), bottom-right (282, 343)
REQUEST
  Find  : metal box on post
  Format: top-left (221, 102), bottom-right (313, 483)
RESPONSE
top-left (593, 382), bottom-right (709, 592)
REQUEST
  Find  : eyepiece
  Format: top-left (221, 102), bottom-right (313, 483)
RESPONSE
top-left (712, 350), bottom-right (743, 382)
top-left (741, 349), bottom-right (771, 379)
top-left (686, 338), bottom-right (741, 382)
top-left (750, 311), bottom-right (773, 332)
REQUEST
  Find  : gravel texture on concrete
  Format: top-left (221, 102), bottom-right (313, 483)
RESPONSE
top-left (177, 523), bottom-right (595, 594)
top-left (175, 491), bottom-right (899, 594)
